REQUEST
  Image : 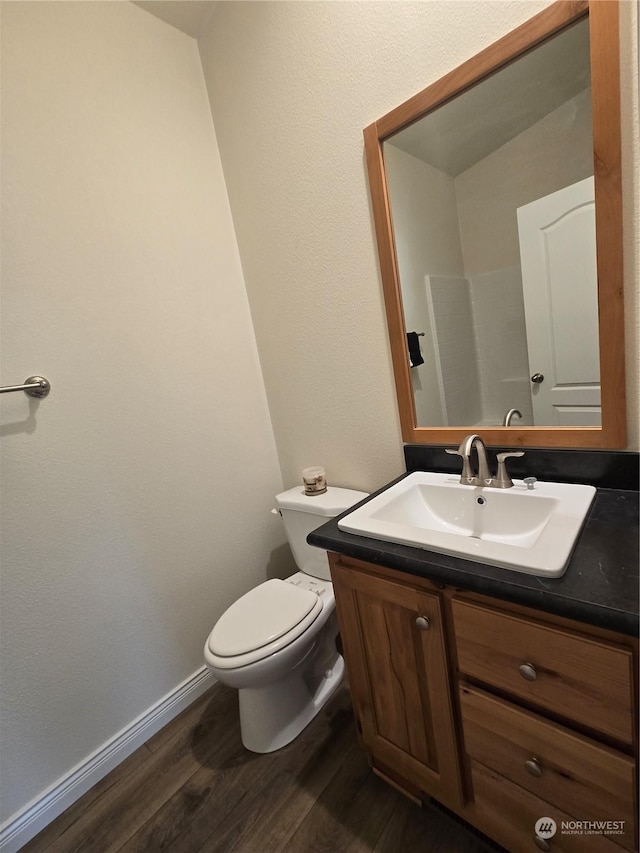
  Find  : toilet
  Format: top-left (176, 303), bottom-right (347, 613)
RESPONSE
top-left (203, 484), bottom-right (367, 753)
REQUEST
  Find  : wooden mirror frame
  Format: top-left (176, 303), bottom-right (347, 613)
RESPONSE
top-left (364, 0), bottom-right (625, 448)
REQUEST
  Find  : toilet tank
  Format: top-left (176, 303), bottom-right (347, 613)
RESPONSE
top-left (275, 485), bottom-right (368, 581)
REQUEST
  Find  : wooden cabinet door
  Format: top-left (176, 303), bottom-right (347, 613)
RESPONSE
top-left (331, 557), bottom-right (462, 808)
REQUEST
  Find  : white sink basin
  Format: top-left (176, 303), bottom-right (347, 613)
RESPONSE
top-left (337, 471), bottom-right (596, 577)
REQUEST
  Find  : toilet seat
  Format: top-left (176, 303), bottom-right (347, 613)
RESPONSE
top-left (207, 579), bottom-right (323, 668)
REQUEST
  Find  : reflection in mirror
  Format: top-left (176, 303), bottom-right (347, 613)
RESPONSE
top-left (384, 19), bottom-right (598, 428)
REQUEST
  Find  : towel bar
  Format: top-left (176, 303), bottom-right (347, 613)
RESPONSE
top-left (0, 376), bottom-right (51, 398)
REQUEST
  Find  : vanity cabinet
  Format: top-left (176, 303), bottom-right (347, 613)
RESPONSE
top-left (328, 553), bottom-right (638, 853)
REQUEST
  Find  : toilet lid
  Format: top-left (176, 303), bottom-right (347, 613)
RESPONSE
top-left (208, 579), bottom-right (322, 658)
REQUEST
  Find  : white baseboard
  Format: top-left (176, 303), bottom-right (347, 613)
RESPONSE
top-left (0, 666), bottom-right (216, 853)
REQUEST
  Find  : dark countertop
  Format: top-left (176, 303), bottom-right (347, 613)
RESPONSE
top-left (308, 477), bottom-right (639, 637)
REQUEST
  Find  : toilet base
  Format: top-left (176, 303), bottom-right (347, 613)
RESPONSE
top-left (238, 655), bottom-right (345, 753)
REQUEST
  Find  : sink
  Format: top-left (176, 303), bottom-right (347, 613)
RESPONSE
top-left (337, 471), bottom-right (596, 577)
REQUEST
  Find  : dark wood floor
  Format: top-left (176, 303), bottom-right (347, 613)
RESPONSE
top-left (23, 683), bottom-right (497, 853)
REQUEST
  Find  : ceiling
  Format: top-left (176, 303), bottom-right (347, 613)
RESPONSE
top-left (387, 18), bottom-right (591, 177)
top-left (133, 1), bottom-right (218, 38)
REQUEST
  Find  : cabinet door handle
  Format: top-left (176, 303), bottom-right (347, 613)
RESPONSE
top-left (519, 662), bottom-right (537, 681)
top-left (533, 836), bottom-right (551, 851)
top-left (525, 757), bottom-right (543, 777)
top-left (415, 616), bottom-right (431, 630)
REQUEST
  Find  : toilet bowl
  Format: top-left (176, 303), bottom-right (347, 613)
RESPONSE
top-left (203, 484), bottom-right (367, 753)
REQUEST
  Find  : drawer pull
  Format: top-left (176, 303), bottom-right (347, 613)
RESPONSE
top-left (415, 616), bottom-right (431, 631)
top-left (519, 662), bottom-right (537, 681)
top-left (533, 836), bottom-right (551, 851)
top-left (524, 757), bottom-right (543, 777)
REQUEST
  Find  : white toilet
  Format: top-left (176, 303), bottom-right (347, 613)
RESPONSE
top-left (203, 484), bottom-right (367, 753)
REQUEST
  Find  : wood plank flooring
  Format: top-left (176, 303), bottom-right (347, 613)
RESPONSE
top-left (22, 684), bottom-right (499, 853)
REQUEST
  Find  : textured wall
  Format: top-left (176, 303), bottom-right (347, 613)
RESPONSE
top-left (0, 1), bottom-right (286, 824)
top-left (199, 0), bottom-right (639, 460)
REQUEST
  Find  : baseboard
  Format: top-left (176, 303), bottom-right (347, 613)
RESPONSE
top-left (0, 666), bottom-right (216, 853)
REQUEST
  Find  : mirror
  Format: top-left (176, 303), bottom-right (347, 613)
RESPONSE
top-left (364, 0), bottom-right (625, 448)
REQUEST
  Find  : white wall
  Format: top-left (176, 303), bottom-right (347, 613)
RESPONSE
top-left (198, 1), bottom-right (639, 453)
top-left (0, 0), bottom-right (288, 832)
top-left (198, 1), bottom-right (423, 492)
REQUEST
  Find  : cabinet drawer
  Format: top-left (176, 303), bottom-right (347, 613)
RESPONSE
top-left (469, 760), bottom-right (627, 853)
top-left (460, 684), bottom-right (636, 851)
top-left (452, 599), bottom-right (634, 743)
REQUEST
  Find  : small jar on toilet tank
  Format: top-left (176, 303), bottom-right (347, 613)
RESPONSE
top-left (302, 466), bottom-right (327, 496)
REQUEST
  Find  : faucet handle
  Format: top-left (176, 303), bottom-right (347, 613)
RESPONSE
top-left (496, 451), bottom-right (525, 463)
top-left (445, 448), bottom-right (474, 483)
top-left (493, 451), bottom-right (525, 489)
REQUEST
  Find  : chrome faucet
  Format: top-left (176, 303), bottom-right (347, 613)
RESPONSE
top-left (503, 408), bottom-right (522, 426)
top-left (446, 433), bottom-right (524, 488)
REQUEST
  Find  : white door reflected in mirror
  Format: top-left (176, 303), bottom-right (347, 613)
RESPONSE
top-left (517, 176), bottom-right (600, 426)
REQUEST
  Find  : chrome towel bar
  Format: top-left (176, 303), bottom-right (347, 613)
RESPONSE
top-left (0, 376), bottom-right (51, 398)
